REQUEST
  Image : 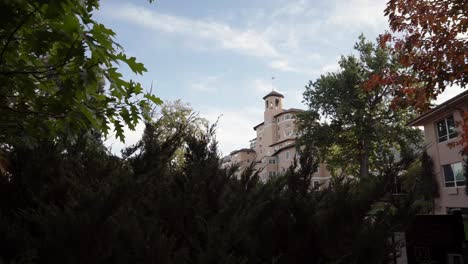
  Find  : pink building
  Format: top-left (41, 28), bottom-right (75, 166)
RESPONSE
top-left (408, 90), bottom-right (467, 215)
top-left (225, 91), bottom-right (331, 187)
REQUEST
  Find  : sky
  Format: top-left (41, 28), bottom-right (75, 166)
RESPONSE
top-left (97, 0), bottom-right (465, 156)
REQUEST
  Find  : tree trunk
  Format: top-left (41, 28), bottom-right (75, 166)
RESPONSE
top-left (359, 139), bottom-right (369, 178)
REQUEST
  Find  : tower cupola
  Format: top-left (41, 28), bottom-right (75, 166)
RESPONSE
top-left (263, 91), bottom-right (284, 123)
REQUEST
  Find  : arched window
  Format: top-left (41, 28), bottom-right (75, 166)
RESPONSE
top-left (265, 100), bottom-right (268, 108)
top-left (275, 98), bottom-right (279, 108)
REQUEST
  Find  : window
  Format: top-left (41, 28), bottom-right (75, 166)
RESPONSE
top-left (437, 116), bottom-right (457, 142)
top-left (286, 123), bottom-right (291, 128)
top-left (265, 100), bottom-right (268, 108)
top-left (269, 171), bottom-right (277, 177)
top-left (286, 151), bottom-right (290, 160)
top-left (269, 159), bottom-right (276, 164)
top-left (275, 99), bottom-right (279, 107)
top-left (286, 114), bottom-right (290, 119)
top-left (313, 180), bottom-right (320, 190)
top-left (442, 162), bottom-right (465, 187)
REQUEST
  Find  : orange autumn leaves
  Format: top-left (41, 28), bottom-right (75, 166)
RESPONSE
top-left (361, 0), bottom-right (467, 153)
top-left (384, 0), bottom-right (467, 102)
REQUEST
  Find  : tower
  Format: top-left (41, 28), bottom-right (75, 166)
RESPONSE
top-left (261, 91), bottom-right (284, 153)
top-left (263, 91), bottom-right (284, 123)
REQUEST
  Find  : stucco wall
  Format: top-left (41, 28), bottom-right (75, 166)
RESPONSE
top-left (422, 104), bottom-right (467, 214)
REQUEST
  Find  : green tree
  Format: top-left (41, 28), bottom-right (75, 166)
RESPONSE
top-left (0, 0), bottom-right (161, 146)
top-left (298, 35), bottom-right (422, 178)
top-left (123, 100), bottom-right (208, 168)
top-left (0, 117), bottom-right (418, 264)
top-left (401, 151), bottom-right (439, 213)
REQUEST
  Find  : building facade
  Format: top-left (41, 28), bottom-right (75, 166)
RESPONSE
top-left (408, 90), bottom-right (468, 215)
top-left (224, 91), bottom-right (331, 186)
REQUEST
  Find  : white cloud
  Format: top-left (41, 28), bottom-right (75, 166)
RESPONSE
top-left (327, 0), bottom-right (388, 30)
top-left (105, 4), bottom-right (280, 59)
top-left (190, 74), bottom-right (224, 93)
top-left (269, 60), bottom-right (300, 73)
top-left (260, 0), bottom-right (387, 75)
top-left (102, 1), bottom-right (389, 76)
top-left (104, 122), bottom-right (145, 156)
top-left (271, 0), bottom-right (309, 18)
top-left (191, 83), bottom-right (213, 92)
top-left (102, 3), bottom-right (325, 75)
top-left (320, 62), bottom-right (340, 73)
top-left (252, 79), bottom-right (280, 94)
top-left (199, 107), bottom-right (262, 156)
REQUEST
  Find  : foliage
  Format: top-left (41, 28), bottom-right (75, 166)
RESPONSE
top-left (123, 100), bottom-right (208, 168)
top-left (384, 0), bottom-right (467, 108)
top-left (0, 2), bottom-right (434, 264)
top-left (0, 115), bottom-right (421, 263)
top-left (383, 0), bottom-right (467, 153)
top-left (298, 35), bottom-right (423, 178)
top-left (401, 151), bottom-right (439, 213)
top-left (0, 0), bottom-right (161, 146)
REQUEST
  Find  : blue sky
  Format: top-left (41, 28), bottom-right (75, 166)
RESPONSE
top-left (98, 0), bottom-right (464, 155)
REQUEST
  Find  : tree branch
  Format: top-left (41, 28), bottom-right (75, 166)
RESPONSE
top-left (0, 5), bottom-right (38, 65)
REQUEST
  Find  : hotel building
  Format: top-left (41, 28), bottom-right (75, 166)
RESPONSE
top-left (224, 91), bottom-right (331, 187)
top-left (408, 90), bottom-right (468, 215)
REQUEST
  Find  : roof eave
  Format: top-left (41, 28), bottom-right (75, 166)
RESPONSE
top-left (407, 91), bottom-right (468, 126)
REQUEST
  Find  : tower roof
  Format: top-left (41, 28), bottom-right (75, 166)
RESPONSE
top-left (262, 91), bottom-right (284, 99)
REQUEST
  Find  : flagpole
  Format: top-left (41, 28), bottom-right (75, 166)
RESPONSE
top-left (271, 76), bottom-right (275, 91)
